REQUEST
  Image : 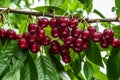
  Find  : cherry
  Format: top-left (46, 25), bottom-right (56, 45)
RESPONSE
top-left (40, 36), bottom-right (51, 46)
top-left (26, 34), bottom-right (38, 45)
top-left (60, 45), bottom-right (70, 56)
top-left (49, 18), bottom-right (57, 28)
top-left (71, 28), bottom-right (83, 38)
top-left (28, 23), bottom-right (39, 34)
top-left (59, 27), bottom-right (70, 38)
top-left (100, 38), bottom-right (109, 48)
top-left (57, 16), bottom-right (69, 27)
top-left (82, 41), bottom-right (89, 49)
top-left (16, 34), bottom-right (23, 40)
top-left (63, 36), bottom-right (73, 46)
top-left (92, 32), bottom-right (103, 42)
top-left (50, 40), bottom-right (60, 54)
top-left (38, 18), bottom-right (49, 28)
top-left (69, 18), bottom-right (78, 28)
top-left (82, 30), bottom-right (91, 40)
top-left (73, 46), bottom-right (83, 53)
top-left (0, 28), bottom-right (6, 38)
top-left (23, 32), bottom-right (30, 38)
top-left (87, 26), bottom-right (96, 34)
top-left (111, 38), bottom-right (120, 48)
top-left (74, 38), bottom-right (83, 47)
top-left (37, 28), bottom-right (45, 40)
top-left (29, 43), bottom-right (40, 53)
top-left (51, 27), bottom-right (59, 38)
top-left (18, 38), bottom-right (28, 49)
top-left (103, 29), bottom-right (114, 40)
top-left (7, 29), bottom-right (16, 40)
top-left (62, 55), bottom-right (71, 63)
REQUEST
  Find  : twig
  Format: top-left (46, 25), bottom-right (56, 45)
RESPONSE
top-left (0, 8), bottom-right (119, 23)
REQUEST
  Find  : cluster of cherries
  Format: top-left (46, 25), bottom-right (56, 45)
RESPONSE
top-left (0, 16), bottom-right (119, 63)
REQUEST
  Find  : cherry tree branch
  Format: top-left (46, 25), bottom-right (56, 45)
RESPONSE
top-left (0, 8), bottom-right (119, 23)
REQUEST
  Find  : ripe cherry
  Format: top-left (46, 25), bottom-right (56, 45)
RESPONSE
top-left (100, 38), bottom-right (109, 48)
top-left (57, 16), bottom-right (69, 27)
top-left (103, 29), bottom-right (114, 40)
top-left (18, 38), bottom-right (28, 49)
top-left (111, 38), bottom-right (120, 48)
top-left (0, 28), bottom-right (6, 38)
top-left (92, 32), bottom-right (103, 42)
top-left (51, 27), bottom-right (59, 38)
top-left (69, 18), bottom-right (78, 28)
top-left (26, 34), bottom-right (38, 45)
top-left (60, 45), bottom-right (69, 56)
top-left (64, 36), bottom-right (73, 46)
top-left (49, 18), bottom-right (57, 28)
top-left (7, 29), bottom-right (16, 40)
top-left (16, 34), bottom-right (23, 40)
top-left (82, 30), bottom-right (91, 40)
top-left (82, 41), bottom-right (89, 49)
top-left (71, 28), bottom-right (83, 38)
top-left (74, 38), bottom-right (83, 47)
top-left (23, 32), bottom-right (30, 38)
top-left (40, 36), bottom-right (51, 46)
top-left (62, 55), bottom-right (71, 63)
top-left (87, 26), bottom-right (96, 34)
top-left (28, 23), bottom-right (39, 34)
top-left (73, 46), bottom-right (83, 53)
top-left (37, 28), bottom-right (45, 40)
top-left (59, 27), bottom-right (70, 38)
top-left (38, 18), bottom-right (49, 28)
top-left (29, 43), bottom-right (40, 53)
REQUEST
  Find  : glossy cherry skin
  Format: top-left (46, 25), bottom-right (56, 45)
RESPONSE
top-left (87, 26), bottom-right (97, 34)
top-left (51, 27), bottom-right (59, 38)
top-left (57, 16), bottom-right (69, 27)
top-left (0, 28), bottom-right (6, 38)
top-left (111, 38), bottom-right (120, 48)
top-left (16, 34), bottom-right (23, 40)
top-left (62, 55), bottom-right (71, 63)
top-left (29, 43), bottom-right (40, 53)
top-left (49, 18), bottom-right (57, 28)
top-left (63, 36), bottom-right (73, 46)
top-left (100, 38), bottom-right (109, 48)
top-left (71, 28), bottom-right (83, 38)
top-left (74, 38), bottom-right (83, 47)
top-left (69, 18), bottom-right (78, 28)
top-left (103, 29), bottom-right (114, 40)
top-left (38, 18), bottom-right (49, 28)
top-left (92, 32), bottom-right (103, 42)
top-left (60, 45), bottom-right (70, 56)
top-left (7, 29), bottom-right (16, 40)
top-left (40, 36), bottom-right (51, 46)
top-left (82, 30), bottom-right (91, 40)
top-left (28, 23), bottom-right (39, 34)
top-left (37, 28), bottom-right (45, 40)
top-left (18, 38), bottom-right (28, 49)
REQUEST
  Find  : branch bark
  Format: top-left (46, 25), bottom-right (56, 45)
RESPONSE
top-left (0, 8), bottom-right (119, 23)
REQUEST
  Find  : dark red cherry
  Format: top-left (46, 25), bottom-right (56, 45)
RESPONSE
top-left (111, 38), bottom-right (120, 48)
top-left (103, 29), bottom-right (114, 40)
top-left (26, 34), bottom-right (38, 44)
top-left (92, 32), bottom-right (103, 42)
top-left (71, 28), bottom-right (83, 38)
top-left (73, 46), bottom-right (83, 53)
top-left (57, 16), bottom-right (69, 27)
top-left (37, 28), bottom-right (45, 40)
top-left (49, 18), bottom-right (57, 28)
top-left (82, 30), bottom-right (91, 40)
top-left (74, 38), bottom-right (83, 47)
top-left (16, 34), bottom-right (23, 40)
top-left (51, 27), bottom-right (59, 38)
top-left (59, 27), bottom-right (70, 38)
top-left (69, 18), bottom-right (78, 28)
top-left (38, 18), bottom-right (49, 28)
top-left (60, 45), bottom-right (70, 56)
top-left (23, 32), bottom-right (30, 38)
top-left (29, 43), bottom-right (40, 53)
top-left (40, 36), bottom-right (51, 46)
top-left (64, 36), bottom-right (73, 46)
top-left (100, 38), bottom-right (109, 48)
top-left (82, 41), bottom-right (89, 49)
top-left (87, 26), bottom-right (97, 34)
top-left (7, 29), bottom-right (16, 40)
top-left (62, 55), bottom-right (71, 63)
top-left (0, 28), bottom-right (6, 38)
top-left (28, 23), bottom-right (39, 34)
top-left (18, 38), bottom-right (28, 49)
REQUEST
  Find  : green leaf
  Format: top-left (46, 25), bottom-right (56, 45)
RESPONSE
top-left (2, 69), bottom-right (20, 80)
top-left (20, 54), bottom-right (38, 80)
top-left (94, 71), bottom-right (108, 80)
top-left (115, 0), bottom-right (120, 17)
top-left (112, 25), bottom-right (120, 39)
top-left (107, 47), bottom-right (120, 80)
top-left (49, 0), bottom-right (65, 7)
top-left (84, 40), bottom-right (103, 67)
top-left (33, 6), bottom-right (65, 15)
top-left (36, 55), bottom-right (61, 80)
top-left (93, 9), bottom-right (105, 18)
top-left (83, 61), bottom-right (94, 80)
